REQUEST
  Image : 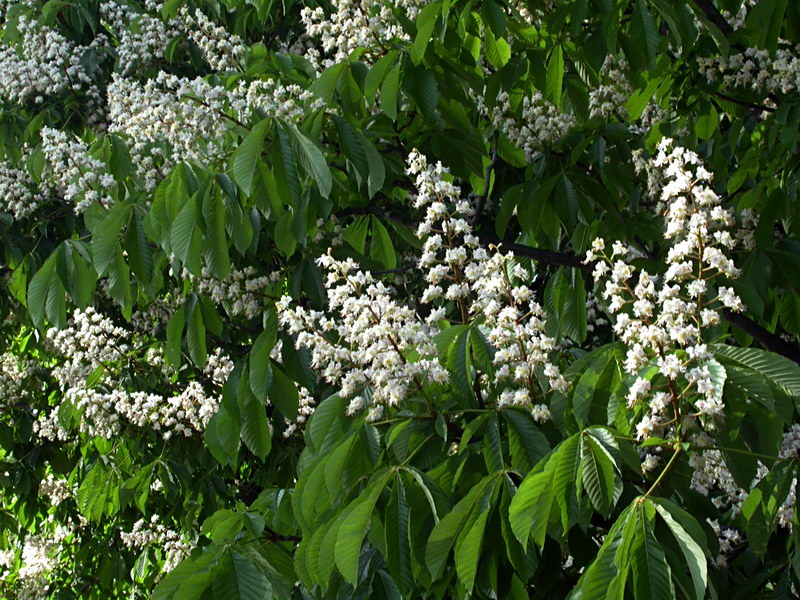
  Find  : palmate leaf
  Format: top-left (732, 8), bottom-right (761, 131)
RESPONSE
top-left (282, 121), bottom-right (332, 199)
top-left (238, 385), bottom-right (271, 460)
top-left (740, 459), bottom-right (795, 556)
top-left (502, 408), bottom-right (550, 473)
top-left (570, 504), bottom-right (635, 600)
top-left (552, 434), bottom-right (581, 533)
top-left (508, 450), bottom-right (556, 548)
top-left (631, 503), bottom-right (674, 600)
top-left (384, 474), bottom-right (413, 594)
top-left (653, 501), bottom-right (708, 600)
top-left (232, 118), bottom-right (270, 196)
top-left (426, 473), bottom-right (496, 579)
top-left (713, 344), bottom-right (800, 399)
top-left (335, 472), bottom-right (391, 585)
top-left (580, 433), bottom-right (617, 516)
top-left (27, 250), bottom-right (65, 329)
top-left (152, 548), bottom-right (219, 600)
top-left (454, 508), bottom-right (489, 592)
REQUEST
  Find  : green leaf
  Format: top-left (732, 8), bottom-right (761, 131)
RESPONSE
top-left (333, 115), bottom-right (368, 185)
top-left (411, 2), bottom-right (441, 64)
top-left (202, 189), bottom-right (231, 279)
top-left (205, 403), bottom-right (240, 466)
top-left (631, 0), bottom-right (659, 67)
top-left (580, 433), bottom-right (617, 516)
top-left (384, 475), bottom-right (413, 593)
top-left (369, 216), bottom-right (396, 269)
top-left (201, 510), bottom-right (244, 544)
top-left (695, 100), bottom-right (719, 140)
top-left (274, 210), bottom-right (297, 257)
top-left (653, 502), bottom-right (708, 600)
top-left (269, 364), bottom-right (299, 418)
top-left (571, 504), bottom-right (635, 600)
top-left (503, 409), bottom-right (550, 472)
top-left (572, 346), bottom-right (617, 425)
top-left (746, 0), bottom-right (788, 56)
top-left (740, 460), bottom-right (795, 556)
top-left (508, 453), bottom-right (555, 548)
top-left (109, 135), bottom-right (132, 180)
top-left (166, 304), bottom-right (185, 369)
top-left (381, 62), bottom-right (401, 120)
top-left (152, 548), bottom-right (217, 600)
top-left (249, 329), bottom-right (274, 403)
top-left (454, 508), bottom-right (489, 592)
top-left (229, 548), bottom-right (271, 600)
top-left (92, 203), bottom-right (131, 276)
top-left (447, 328), bottom-right (473, 402)
top-left (546, 45), bottom-right (564, 107)
top-left (125, 207), bottom-right (154, 283)
top-left (186, 298), bottom-right (207, 367)
top-left (282, 122), bottom-right (332, 198)
top-left (552, 434), bottom-right (581, 533)
top-left (310, 61), bottom-right (348, 101)
top-left (233, 118), bottom-right (271, 196)
top-left (713, 345), bottom-right (800, 398)
top-left (365, 52), bottom-right (397, 102)
top-left (359, 133), bottom-right (385, 198)
top-left (631, 502), bottom-right (674, 600)
top-left (335, 476), bottom-right (388, 585)
top-left (239, 386), bottom-right (272, 460)
top-left (426, 474), bottom-right (494, 578)
top-left (170, 191), bottom-right (202, 271)
top-left (28, 250), bottom-right (67, 330)
top-left (324, 434), bottom-right (357, 498)
top-left (76, 462), bottom-right (119, 521)
top-left (485, 29), bottom-right (511, 69)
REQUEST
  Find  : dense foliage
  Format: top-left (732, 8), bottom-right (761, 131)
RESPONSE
top-left (1, 0), bottom-right (800, 598)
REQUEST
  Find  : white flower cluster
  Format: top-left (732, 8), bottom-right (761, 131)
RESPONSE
top-left (588, 55), bottom-right (632, 120)
top-left (46, 307), bottom-right (130, 391)
top-left (40, 128), bottom-right (116, 214)
top-left (120, 516), bottom-right (190, 573)
top-left (203, 348), bottom-right (235, 386)
top-left (178, 6), bottom-right (246, 71)
top-left (107, 73), bottom-right (231, 170)
top-left (101, 0), bottom-right (179, 75)
top-left (9, 523), bottom-right (71, 600)
top-left (690, 425), bottom-right (800, 528)
top-left (0, 352), bottom-right (34, 406)
top-left (38, 308), bottom-right (219, 440)
top-left (189, 266), bottom-right (280, 319)
top-left (586, 139), bottom-right (745, 439)
top-left (698, 46), bottom-right (800, 95)
top-left (38, 473), bottom-right (72, 506)
top-left (283, 386), bottom-right (316, 437)
top-left (0, 16), bottom-right (106, 107)
top-left (706, 518), bottom-right (744, 568)
top-left (720, 0), bottom-right (756, 30)
top-left (278, 254), bottom-right (447, 418)
top-left (508, 0), bottom-right (551, 27)
top-left (479, 90), bottom-right (576, 161)
top-left (300, 0), bottom-right (425, 67)
top-left (408, 149), bottom-right (567, 414)
top-left (107, 72), bottom-right (323, 181)
top-left (0, 159), bottom-right (47, 220)
top-left (130, 293), bottom-right (181, 336)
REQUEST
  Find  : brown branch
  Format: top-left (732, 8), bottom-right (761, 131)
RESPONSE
top-left (335, 205), bottom-right (800, 364)
top-left (691, 0), bottom-right (734, 36)
top-left (716, 92), bottom-right (775, 114)
top-left (723, 309), bottom-right (800, 364)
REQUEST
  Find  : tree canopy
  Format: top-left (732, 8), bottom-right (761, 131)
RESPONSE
top-left (0, 0), bottom-right (800, 598)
